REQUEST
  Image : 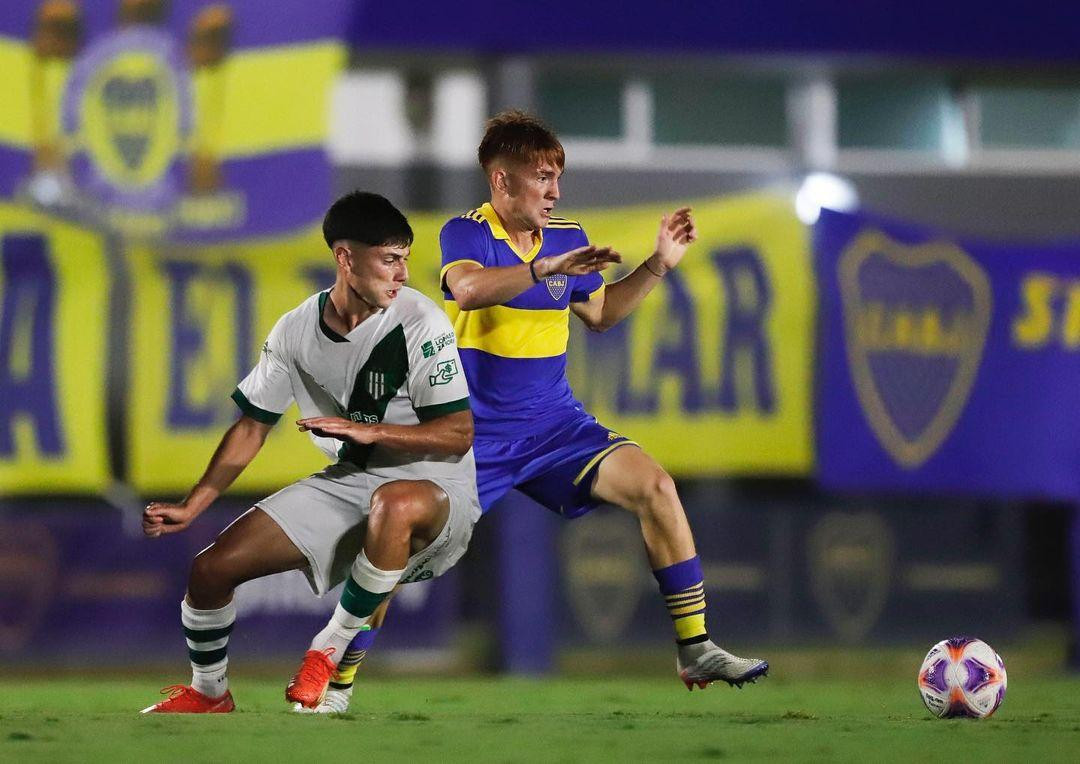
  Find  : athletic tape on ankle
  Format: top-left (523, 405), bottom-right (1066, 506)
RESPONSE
top-left (350, 551), bottom-right (404, 594)
top-left (181, 598), bottom-right (236, 630)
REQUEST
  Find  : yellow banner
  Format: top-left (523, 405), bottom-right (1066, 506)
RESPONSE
top-left (125, 194), bottom-right (813, 493)
top-left (0, 204), bottom-right (110, 494)
top-left (561, 195), bottom-right (815, 475)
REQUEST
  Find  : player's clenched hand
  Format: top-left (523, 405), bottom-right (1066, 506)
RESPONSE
top-left (652, 207), bottom-right (698, 272)
top-left (538, 245), bottom-right (621, 278)
top-left (297, 416), bottom-right (378, 445)
top-left (143, 502), bottom-right (196, 537)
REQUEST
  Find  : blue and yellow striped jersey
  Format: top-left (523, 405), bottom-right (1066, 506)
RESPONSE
top-left (439, 202), bottom-right (605, 440)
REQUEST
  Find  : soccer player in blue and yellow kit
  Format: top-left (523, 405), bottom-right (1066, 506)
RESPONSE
top-left (307, 112), bottom-right (768, 712)
top-left (441, 110), bottom-right (768, 689)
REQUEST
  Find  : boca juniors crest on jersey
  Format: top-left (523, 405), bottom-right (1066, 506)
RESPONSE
top-left (838, 229), bottom-right (991, 468)
top-left (545, 273), bottom-right (567, 301)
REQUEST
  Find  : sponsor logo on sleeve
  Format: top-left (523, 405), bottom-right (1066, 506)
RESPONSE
top-left (421, 332), bottom-right (456, 358)
top-left (428, 359), bottom-right (459, 386)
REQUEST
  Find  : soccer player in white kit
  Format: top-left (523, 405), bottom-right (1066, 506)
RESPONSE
top-left (141, 191), bottom-right (481, 713)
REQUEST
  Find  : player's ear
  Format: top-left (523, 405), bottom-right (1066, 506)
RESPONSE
top-left (491, 166), bottom-right (510, 196)
top-left (332, 241), bottom-right (351, 270)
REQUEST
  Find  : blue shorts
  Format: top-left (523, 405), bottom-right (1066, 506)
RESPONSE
top-left (474, 409), bottom-right (637, 518)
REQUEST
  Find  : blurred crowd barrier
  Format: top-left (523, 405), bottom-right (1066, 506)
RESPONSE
top-left (0, 494), bottom-right (1023, 662)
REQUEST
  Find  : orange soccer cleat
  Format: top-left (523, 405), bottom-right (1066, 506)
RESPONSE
top-left (140, 684), bottom-right (235, 714)
top-left (285, 648), bottom-right (337, 709)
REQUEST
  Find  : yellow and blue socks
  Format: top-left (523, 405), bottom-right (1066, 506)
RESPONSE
top-left (181, 599), bottom-right (235, 698)
top-left (653, 556), bottom-right (709, 645)
top-left (309, 551), bottom-right (401, 662)
top-left (329, 626), bottom-right (379, 691)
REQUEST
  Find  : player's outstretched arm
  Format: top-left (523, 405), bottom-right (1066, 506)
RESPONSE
top-left (297, 409), bottom-right (474, 458)
top-left (446, 246), bottom-right (620, 311)
top-left (143, 415), bottom-right (273, 537)
top-left (572, 207), bottom-right (697, 332)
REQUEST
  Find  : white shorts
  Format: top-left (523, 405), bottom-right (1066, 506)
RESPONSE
top-left (256, 462), bottom-right (481, 596)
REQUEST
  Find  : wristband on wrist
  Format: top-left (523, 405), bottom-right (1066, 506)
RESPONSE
top-left (643, 256), bottom-right (666, 278)
top-left (529, 258), bottom-right (541, 283)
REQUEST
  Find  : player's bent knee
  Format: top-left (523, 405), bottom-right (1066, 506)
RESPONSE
top-left (187, 546), bottom-right (238, 603)
top-left (627, 466), bottom-right (679, 518)
top-left (370, 481), bottom-right (448, 538)
top-left (370, 482), bottom-right (426, 531)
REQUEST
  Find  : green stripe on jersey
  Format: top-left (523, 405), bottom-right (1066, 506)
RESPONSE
top-left (414, 397), bottom-right (471, 421)
top-left (231, 388), bottom-right (282, 425)
top-left (339, 324), bottom-right (409, 469)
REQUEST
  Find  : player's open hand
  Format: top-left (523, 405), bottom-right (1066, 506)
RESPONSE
top-left (297, 416), bottom-right (378, 445)
top-left (143, 502), bottom-right (196, 537)
top-left (652, 207), bottom-right (697, 271)
top-left (538, 245), bottom-right (621, 278)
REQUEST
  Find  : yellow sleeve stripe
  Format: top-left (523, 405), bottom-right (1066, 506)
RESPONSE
top-left (588, 283), bottom-right (606, 298)
top-left (445, 301), bottom-right (571, 359)
top-left (440, 259), bottom-right (483, 283)
top-left (546, 223), bottom-right (582, 229)
top-left (460, 209), bottom-right (484, 223)
top-left (0, 36), bottom-right (344, 155)
top-left (572, 440), bottom-right (639, 486)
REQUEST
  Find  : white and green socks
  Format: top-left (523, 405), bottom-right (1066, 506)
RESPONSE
top-left (181, 599), bottom-right (235, 699)
top-left (308, 551), bottom-right (402, 664)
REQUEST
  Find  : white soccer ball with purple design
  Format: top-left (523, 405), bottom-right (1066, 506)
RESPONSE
top-left (917, 637), bottom-right (1007, 718)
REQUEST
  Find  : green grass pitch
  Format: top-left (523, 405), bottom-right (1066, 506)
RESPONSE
top-left (3, 674), bottom-right (1079, 762)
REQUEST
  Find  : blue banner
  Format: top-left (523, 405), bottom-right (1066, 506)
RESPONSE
top-left (816, 208), bottom-right (1080, 502)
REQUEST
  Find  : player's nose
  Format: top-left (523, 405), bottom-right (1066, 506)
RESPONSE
top-left (548, 179), bottom-right (560, 201)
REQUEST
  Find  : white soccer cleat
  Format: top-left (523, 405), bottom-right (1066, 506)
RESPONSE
top-left (292, 686), bottom-right (352, 714)
top-left (677, 640), bottom-right (769, 690)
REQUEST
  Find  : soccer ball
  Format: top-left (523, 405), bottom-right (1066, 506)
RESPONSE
top-left (917, 637), bottom-right (1007, 718)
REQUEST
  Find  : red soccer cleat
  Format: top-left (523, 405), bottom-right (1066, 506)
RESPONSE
top-left (285, 648), bottom-right (337, 709)
top-left (140, 684), bottom-right (235, 714)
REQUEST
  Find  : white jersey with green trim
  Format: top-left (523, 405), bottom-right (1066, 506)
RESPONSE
top-left (233, 286), bottom-right (475, 486)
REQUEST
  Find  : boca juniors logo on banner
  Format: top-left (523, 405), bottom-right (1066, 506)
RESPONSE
top-left (838, 229), bottom-right (991, 468)
top-left (62, 22), bottom-right (201, 229)
top-left (2, 1), bottom-right (346, 240)
top-left (817, 208), bottom-right (1080, 502)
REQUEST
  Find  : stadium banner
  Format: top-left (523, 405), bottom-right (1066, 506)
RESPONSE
top-left (0, 1), bottom-right (346, 240)
top-left (0, 499), bottom-right (461, 662)
top-left (564, 195), bottom-right (815, 476)
top-left (127, 195), bottom-right (813, 493)
top-left (0, 203), bottom-right (110, 494)
top-left (816, 207), bottom-right (1080, 501)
